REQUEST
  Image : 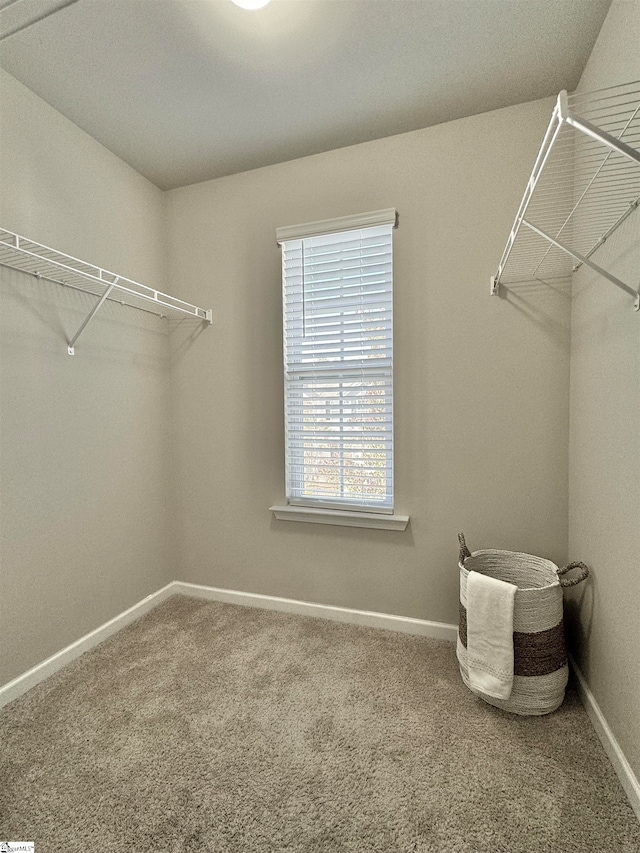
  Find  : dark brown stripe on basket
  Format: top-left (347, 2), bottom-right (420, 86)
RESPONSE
top-left (459, 600), bottom-right (467, 647)
top-left (513, 622), bottom-right (567, 676)
top-left (458, 605), bottom-right (566, 676)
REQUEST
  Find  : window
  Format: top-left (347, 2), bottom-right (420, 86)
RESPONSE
top-left (277, 209), bottom-right (397, 516)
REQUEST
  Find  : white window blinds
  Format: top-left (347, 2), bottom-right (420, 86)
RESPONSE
top-left (279, 212), bottom-right (396, 512)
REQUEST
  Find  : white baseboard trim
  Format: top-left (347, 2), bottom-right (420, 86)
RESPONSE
top-left (173, 581), bottom-right (459, 642)
top-left (0, 580), bottom-right (457, 710)
top-left (0, 582), bottom-right (178, 710)
top-left (569, 653), bottom-right (640, 822)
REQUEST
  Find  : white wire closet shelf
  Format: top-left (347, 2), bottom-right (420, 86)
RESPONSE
top-left (0, 228), bottom-right (212, 353)
top-left (492, 81), bottom-right (640, 310)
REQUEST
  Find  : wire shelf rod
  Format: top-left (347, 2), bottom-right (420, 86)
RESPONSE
top-left (541, 145), bottom-right (640, 164)
top-left (518, 200), bottom-right (634, 218)
top-left (524, 161), bottom-right (635, 178)
top-left (549, 174), bottom-right (640, 190)
top-left (0, 261), bottom-right (192, 320)
top-left (534, 146), bottom-right (640, 170)
top-left (0, 227), bottom-right (213, 351)
top-left (1, 231), bottom-right (208, 316)
top-left (521, 220), bottom-right (637, 298)
top-left (531, 139), bottom-right (639, 162)
top-left (564, 114), bottom-right (640, 165)
top-left (568, 81), bottom-right (640, 102)
top-left (527, 184), bottom-right (638, 209)
top-left (527, 200), bottom-right (639, 221)
top-left (568, 100), bottom-right (640, 119)
top-left (529, 174), bottom-right (638, 193)
top-left (526, 177), bottom-right (637, 198)
top-left (527, 200), bottom-right (637, 217)
top-left (573, 197), bottom-right (639, 272)
top-left (531, 151), bottom-right (639, 169)
top-left (0, 230), bottom-right (211, 321)
top-left (531, 187), bottom-right (638, 277)
top-left (550, 129), bottom-right (640, 150)
top-left (544, 149), bottom-right (640, 170)
top-left (535, 206), bottom-right (637, 224)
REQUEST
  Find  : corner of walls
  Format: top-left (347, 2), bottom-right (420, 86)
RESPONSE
top-left (160, 187), bottom-right (182, 585)
top-left (0, 69), bottom-right (176, 684)
top-left (566, 0), bottom-right (640, 788)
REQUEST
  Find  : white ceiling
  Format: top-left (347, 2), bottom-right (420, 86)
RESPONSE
top-left (0, 0), bottom-right (611, 190)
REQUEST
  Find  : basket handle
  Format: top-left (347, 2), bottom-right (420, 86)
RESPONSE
top-left (557, 561), bottom-right (590, 588)
top-left (458, 532), bottom-right (471, 565)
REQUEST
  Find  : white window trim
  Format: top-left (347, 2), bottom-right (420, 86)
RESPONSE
top-left (276, 208), bottom-right (397, 244)
top-left (274, 207), bottom-right (407, 528)
top-left (269, 505), bottom-right (409, 531)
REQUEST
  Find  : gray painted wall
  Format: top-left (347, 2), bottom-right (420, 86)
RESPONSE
top-left (567, 0), bottom-right (640, 781)
top-left (165, 97), bottom-right (571, 625)
top-left (2, 8), bottom-right (637, 792)
top-left (0, 70), bottom-right (175, 684)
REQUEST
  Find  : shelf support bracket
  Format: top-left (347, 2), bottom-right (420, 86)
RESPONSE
top-left (564, 113), bottom-right (640, 166)
top-left (521, 220), bottom-right (639, 307)
top-left (573, 198), bottom-right (640, 273)
top-left (559, 88), bottom-right (640, 165)
top-left (492, 102), bottom-right (564, 291)
top-left (67, 278), bottom-right (119, 355)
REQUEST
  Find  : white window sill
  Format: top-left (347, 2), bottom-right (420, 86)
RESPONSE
top-left (269, 505), bottom-right (410, 531)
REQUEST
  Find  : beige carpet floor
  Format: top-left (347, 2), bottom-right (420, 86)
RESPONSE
top-left (1, 595), bottom-right (638, 852)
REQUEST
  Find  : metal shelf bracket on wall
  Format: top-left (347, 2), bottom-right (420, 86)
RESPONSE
top-left (0, 229), bottom-right (213, 353)
top-left (492, 81), bottom-right (640, 311)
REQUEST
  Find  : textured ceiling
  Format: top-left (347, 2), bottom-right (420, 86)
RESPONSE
top-left (0, 0), bottom-right (611, 190)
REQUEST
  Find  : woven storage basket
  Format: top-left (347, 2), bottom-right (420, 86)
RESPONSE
top-left (456, 533), bottom-right (589, 716)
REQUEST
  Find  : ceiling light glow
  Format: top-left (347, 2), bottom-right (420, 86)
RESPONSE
top-left (231, 0), bottom-right (272, 9)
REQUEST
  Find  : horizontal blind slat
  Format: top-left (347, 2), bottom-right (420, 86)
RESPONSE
top-left (286, 369), bottom-right (392, 379)
top-left (286, 359), bottom-right (393, 372)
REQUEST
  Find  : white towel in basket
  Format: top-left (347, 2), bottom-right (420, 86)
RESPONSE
top-left (466, 571), bottom-right (517, 700)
